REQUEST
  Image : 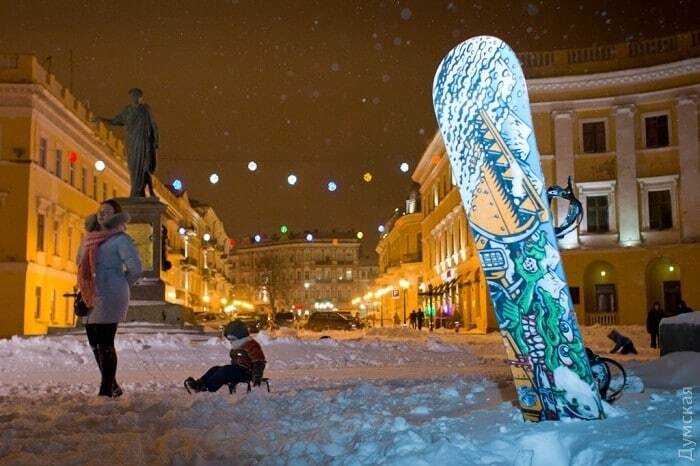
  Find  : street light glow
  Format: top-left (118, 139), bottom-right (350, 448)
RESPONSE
top-left (378, 225), bottom-right (385, 233)
top-left (327, 181), bottom-right (337, 192)
top-left (400, 162), bottom-right (410, 173)
top-left (356, 231), bottom-right (364, 239)
top-left (254, 234), bottom-right (262, 243)
top-left (248, 161), bottom-right (258, 172)
top-left (203, 233), bottom-right (211, 242)
top-left (305, 233), bottom-right (314, 241)
top-left (172, 179), bottom-right (183, 191)
top-left (94, 160), bottom-right (106, 172)
top-left (209, 173), bottom-right (220, 184)
top-left (178, 226), bottom-right (187, 236)
top-left (287, 174), bottom-right (297, 185)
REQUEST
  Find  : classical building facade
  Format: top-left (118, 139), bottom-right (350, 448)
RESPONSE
top-left (0, 55), bottom-right (236, 337)
top-left (408, 30), bottom-right (700, 331)
top-left (229, 231), bottom-right (378, 314)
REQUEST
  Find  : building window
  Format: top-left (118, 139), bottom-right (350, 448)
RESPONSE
top-left (50, 289), bottom-right (57, 321)
top-left (595, 284), bottom-right (616, 312)
top-left (586, 196), bottom-right (610, 233)
top-left (577, 180), bottom-right (617, 235)
top-left (304, 270), bottom-right (310, 280)
top-left (37, 213), bottom-right (46, 252)
top-left (570, 287), bottom-right (581, 305)
top-left (648, 190), bottom-right (673, 230)
top-left (346, 269), bottom-right (352, 280)
top-left (93, 174), bottom-right (98, 200)
top-left (53, 221), bottom-right (60, 256)
top-left (67, 226), bottom-right (74, 260)
top-left (34, 286), bottom-right (42, 319)
top-left (81, 167), bottom-right (87, 193)
top-left (38, 138), bottom-right (48, 168)
top-left (582, 121), bottom-right (606, 153)
top-left (55, 150), bottom-right (63, 179)
top-left (69, 162), bottom-right (75, 186)
top-left (644, 114), bottom-right (669, 149)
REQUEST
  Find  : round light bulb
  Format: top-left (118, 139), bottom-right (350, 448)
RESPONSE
top-left (172, 179), bottom-right (183, 191)
top-left (400, 162), bottom-right (410, 173)
top-left (248, 161), bottom-right (258, 172)
top-left (178, 227), bottom-right (187, 236)
top-left (287, 174), bottom-right (298, 185)
top-left (327, 181), bottom-right (337, 192)
top-left (254, 234), bottom-right (262, 243)
top-left (305, 233), bottom-right (314, 242)
top-left (94, 160), bottom-right (106, 172)
top-left (378, 225), bottom-right (385, 233)
top-left (356, 231), bottom-right (364, 239)
top-left (203, 233), bottom-right (211, 242)
top-left (209, 173), bottom-right (220, 184)
top-left (280, 225), bottom-right (288, 234)
top-left (600, 270), bottom-right (607, 277)
top-left (669, 265), bottom-right (675, 272)
top-left (363, 172), bottom-right (373, 183)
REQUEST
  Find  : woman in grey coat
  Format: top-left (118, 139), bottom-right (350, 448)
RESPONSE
top-left (77, 199), bottom-right (142, 397)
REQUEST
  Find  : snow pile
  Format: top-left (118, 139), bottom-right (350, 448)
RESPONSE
top-left (661, 311), bottom-right (700, 326)
top-left (365, 326), bottom-right (426, 339)
top-left (630, 351), bottom-right (700, 389)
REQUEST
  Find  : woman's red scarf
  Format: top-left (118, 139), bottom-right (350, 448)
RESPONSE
top-left (78, 225), bottom-right (125, 308)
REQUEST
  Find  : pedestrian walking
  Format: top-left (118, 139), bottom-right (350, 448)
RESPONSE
top-left (416, 308), bottom-right (425, 331)
top-left (409, 310), bottom-right (417, 329)
top-left (646, 301), bottom-right (664, 349)
top-left (78, 199), bottom-right (142, 398)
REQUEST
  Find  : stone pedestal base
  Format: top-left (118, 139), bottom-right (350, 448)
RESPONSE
top-left (127, 301), bottom-right (196, 326)
top-left (659, 313), bottom-right (700, 356)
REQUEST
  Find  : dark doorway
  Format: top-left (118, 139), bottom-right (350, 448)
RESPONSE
top-left (663, 281), bottom-right (682, 315)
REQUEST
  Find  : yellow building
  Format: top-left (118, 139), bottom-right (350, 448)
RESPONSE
top-left (230, 231), bottom-right (378, 315)
top-left (373, 185), bottom-right (425, 326)
top-left (411, 30), bottom-right (700, 331)
top-left (0, 55), bottom-right (236, 337)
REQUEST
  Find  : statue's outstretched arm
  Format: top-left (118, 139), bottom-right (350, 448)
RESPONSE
top-left (92, 108), bottom-right (126, 126)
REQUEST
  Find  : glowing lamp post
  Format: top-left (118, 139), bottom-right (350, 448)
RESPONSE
top-left (399, 279), bottom-right (410, 325)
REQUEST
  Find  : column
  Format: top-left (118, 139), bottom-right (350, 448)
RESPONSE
top-left (614, 105), bottom-right (641, 245)
top-left (552, 110), bottom-right (579, 248)
top-left (676, 95), bottom-right (700, 241)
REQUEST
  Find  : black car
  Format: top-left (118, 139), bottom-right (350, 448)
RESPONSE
top-left (306, 311), bottom-right (358, 331)
top-left (274, 311), bottom-right (296, 328)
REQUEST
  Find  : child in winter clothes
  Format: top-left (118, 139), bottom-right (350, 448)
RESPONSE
top-left (185, 319), bottom-right (266, 393)
top-left (607, 329), bottom-right (638, 355)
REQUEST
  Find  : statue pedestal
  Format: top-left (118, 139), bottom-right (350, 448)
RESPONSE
top-left (115, 197), bottom-right (167, 301)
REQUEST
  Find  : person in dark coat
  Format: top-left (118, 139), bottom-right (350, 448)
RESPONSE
top-left (185, 319), bottom-right (267, 393)
top-left (409, 310), bottom-right (417, 329)
top-left (646, 301), bottom-right (664, 349)
top-left (607, 329), bottom-right (638, 355)
top-left (77, 199), bottom-right (142, 397)
top-left (416, 308), bottom-right (425, 331)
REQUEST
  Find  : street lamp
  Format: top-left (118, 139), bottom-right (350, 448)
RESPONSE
top-left (399, 279), bottom-right (410, 325)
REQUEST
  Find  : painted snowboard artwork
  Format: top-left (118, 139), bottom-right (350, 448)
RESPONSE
top-left (432, 36), bottom-right (605, 422)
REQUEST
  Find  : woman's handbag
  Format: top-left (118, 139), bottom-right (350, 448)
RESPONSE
top-left (63, 291), bottom-right (92, 317)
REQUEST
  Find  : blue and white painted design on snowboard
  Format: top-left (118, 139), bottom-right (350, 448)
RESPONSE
top-left (432, 36), bottom-right (604, 422)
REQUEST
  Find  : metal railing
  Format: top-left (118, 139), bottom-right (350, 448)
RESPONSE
top-left (586, 312), bottom-right (618, 326)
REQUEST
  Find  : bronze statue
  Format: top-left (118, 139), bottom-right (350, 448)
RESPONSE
top-left (94, 88), bottom-right (158, 197)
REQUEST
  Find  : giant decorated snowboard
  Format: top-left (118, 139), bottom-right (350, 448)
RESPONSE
top-left (432, 36), bottom-right (604, 422)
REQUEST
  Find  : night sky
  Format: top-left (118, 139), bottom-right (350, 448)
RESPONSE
top-left (2, 0), bottom-right (699, 251)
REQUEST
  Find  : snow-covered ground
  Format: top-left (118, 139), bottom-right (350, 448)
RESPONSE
top-left (0, 324), bottom-right (698, 465)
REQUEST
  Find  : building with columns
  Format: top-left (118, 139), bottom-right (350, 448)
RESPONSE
top-left (0, 55), bottom-right (236, 336)
top-left (409, 30), bottom-right (700, 331)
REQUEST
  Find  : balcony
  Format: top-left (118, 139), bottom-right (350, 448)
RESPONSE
top-left (586, 312), bottom-right (618, 326)
top-left (401, 253), bottom-right (422, 264)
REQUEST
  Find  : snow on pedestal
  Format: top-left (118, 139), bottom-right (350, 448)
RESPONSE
top-left (659, 311), bottom-right (700, 356)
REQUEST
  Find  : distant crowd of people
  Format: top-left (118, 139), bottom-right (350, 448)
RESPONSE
top-left (408, 309), bottom-right (426, 330)
top-left (646, 300), bottom-right (694, 349)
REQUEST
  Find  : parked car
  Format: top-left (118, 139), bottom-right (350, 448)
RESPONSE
top-left (195, 312), bottom-right (229, 333)
top-left (306, 311), bottom-right (359, 331)
top-left (233, 311), bottom-right (268, 334)
top-left (274, 311), bottom-right (296, 328)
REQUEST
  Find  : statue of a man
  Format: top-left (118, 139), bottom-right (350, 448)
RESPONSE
top-left (94, 88), bottom-right (158, 197)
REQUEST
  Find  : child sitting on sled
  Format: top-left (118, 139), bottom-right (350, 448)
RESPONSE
top-left (185, 319), bottom-right (266, 393)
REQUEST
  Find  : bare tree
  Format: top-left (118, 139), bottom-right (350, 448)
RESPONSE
top-left (253, 253), bottom-right (292, 315)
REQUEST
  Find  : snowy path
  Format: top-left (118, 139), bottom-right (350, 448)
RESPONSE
top-left (0, 325), bottom-right (698, 465)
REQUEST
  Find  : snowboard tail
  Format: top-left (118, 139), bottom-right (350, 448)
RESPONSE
top-left (432, 36), bottom-right (604, 422)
